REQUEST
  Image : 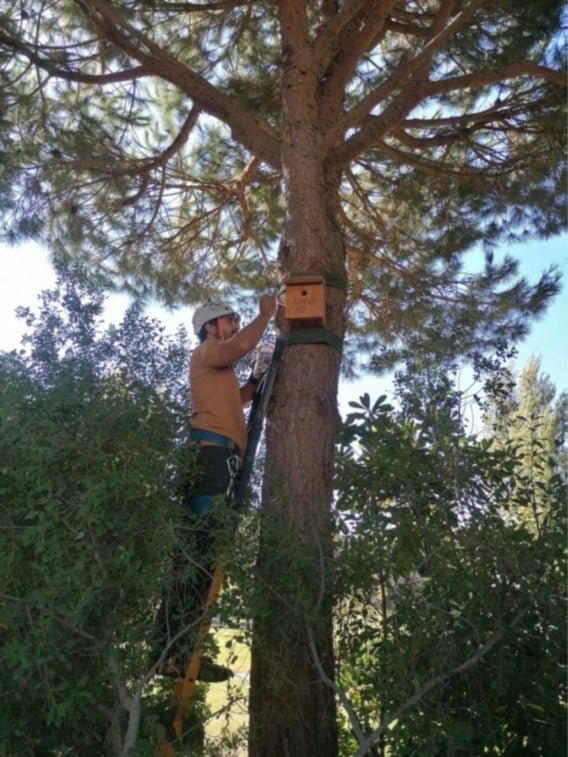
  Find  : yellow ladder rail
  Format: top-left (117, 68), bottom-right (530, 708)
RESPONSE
top-left (172, 561), bottom-right (225, 737)
top-left (156, 561), bottom-right (225, 754)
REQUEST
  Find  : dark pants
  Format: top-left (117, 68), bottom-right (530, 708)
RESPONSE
top-left (156, 444), bottom-right (237, 660)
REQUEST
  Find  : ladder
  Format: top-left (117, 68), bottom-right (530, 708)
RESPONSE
top-left (233, 335), bottom-right (287, 509)
top-left (157, 336), bottom-right (287, 754)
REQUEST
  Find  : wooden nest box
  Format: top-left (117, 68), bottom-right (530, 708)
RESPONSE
top-left (284, 274), bottom-right (326, 328)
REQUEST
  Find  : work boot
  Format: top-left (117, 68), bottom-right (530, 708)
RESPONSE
top-left (155, 654), bottom-right (233, 682)
top-left (198, 656), bottom-right (234, 683)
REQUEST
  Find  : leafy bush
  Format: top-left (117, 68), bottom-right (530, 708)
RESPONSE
top-left (0, 266), bottom-right (196, 754)
top-left (333, 370), bottom-right (566, 756)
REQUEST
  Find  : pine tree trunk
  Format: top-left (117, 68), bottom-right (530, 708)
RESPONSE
top-left (249, 8), bottom-right (344, 751)
top-left (248, 338), bottom-right (341, 756)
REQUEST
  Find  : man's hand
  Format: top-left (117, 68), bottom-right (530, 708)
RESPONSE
top-left (259, 294), bottom-right (278, 318)
top-left (251, 343), bottom-right (274, 380)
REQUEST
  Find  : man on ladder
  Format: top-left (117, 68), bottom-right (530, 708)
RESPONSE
top-left (155, 294), bottom-right (277, 681)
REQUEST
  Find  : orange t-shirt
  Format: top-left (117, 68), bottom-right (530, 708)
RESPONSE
top-left (190, 340), bottom-right (247, 455)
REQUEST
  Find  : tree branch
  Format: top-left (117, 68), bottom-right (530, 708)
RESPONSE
top-left (423, 61), bottom-right (566, 97)
top-left (353, 607), bottom-right (527, 756)
top-left (329, 58), bottom-right (564, 170)
top-left (73, 0), bottom-right (281, 168)
top-left (383, 18), bottom-right (428, 37)
top-left (401, 100), bottom-right (531, 129)
top-left (325, 0), bottom-right (483, 150)
top-left (107, 653), bottom-right (145, 757)
top-left (392, 108), bottom-right (532, 148)
top-left (369, 140), bottom-right (500, 179)
top-left (278, 0), bottom-right (310, 51)
top-left (314, 0), bottom-right (386, 65)
top-left (137, 0), bottom-right (252, 10)
top-left (316, 1), bottom-right (395, 96)
top-left (307, 626), bottom-right (366, 746)
top-left (0, 28), bottom-right (148, 85)
top-left (107, 105), bottom-right (202, 209)
top-left (222, 155), bottom-right (261, 239)
top-left (392, 126), bottom-right (463, 149)
top-left (0, 592), bottom-right (98, 643)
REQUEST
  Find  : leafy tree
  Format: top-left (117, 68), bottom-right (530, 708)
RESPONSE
top-left (333, 368), bottom-right (566, 755)
top-left (0, 267), bottom-right (202, 754)
top-left (0, 2), bottom-right (566, 750)
top-left (485, 355), bottom-right (567, 530)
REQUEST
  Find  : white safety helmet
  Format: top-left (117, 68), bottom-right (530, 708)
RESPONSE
top-left (192, 301), bottom-right (237, 335)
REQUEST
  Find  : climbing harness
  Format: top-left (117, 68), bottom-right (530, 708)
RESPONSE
top-left (225, 452), bottom-right (242, 499)
top-left (188, 427), bottom-right (237, 448)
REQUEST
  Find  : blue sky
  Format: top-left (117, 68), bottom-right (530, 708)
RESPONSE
top-left (1, 235), bottom-right (566, 420)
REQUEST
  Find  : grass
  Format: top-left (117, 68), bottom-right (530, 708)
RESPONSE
top-left (204, 627), bottom-right (251, 751)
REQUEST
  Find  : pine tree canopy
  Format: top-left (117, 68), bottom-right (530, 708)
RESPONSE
top-left (0, 0), bottom-right (565, 363)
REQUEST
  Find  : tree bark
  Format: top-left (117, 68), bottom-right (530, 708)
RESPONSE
top-left (248, 327), bottom-right (342, 755)
top-left (249, 4), bottom-right (344, 753)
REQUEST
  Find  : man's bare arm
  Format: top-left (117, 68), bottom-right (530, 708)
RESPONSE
top-left (206, 295), bottom-right (277, 367)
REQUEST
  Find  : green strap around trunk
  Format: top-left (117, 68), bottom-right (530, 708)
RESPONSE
top-left (287, 270), bottom-right (348, 292)
top-left (286, 327), bottom-right (343, 353)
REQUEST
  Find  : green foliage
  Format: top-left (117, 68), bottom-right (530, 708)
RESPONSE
top-left (333, 366), bottom-right (566, 755)
top-left (1, 265), bottom-right (565, 755)
top-left (485, 355), bottom-right (568, 529)
top-left (0, 5), bottom-right (566, 749)
top-left (0, 265), bottom-right (196, 754)
top-left (0, 1), bottom-right (565, 366)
